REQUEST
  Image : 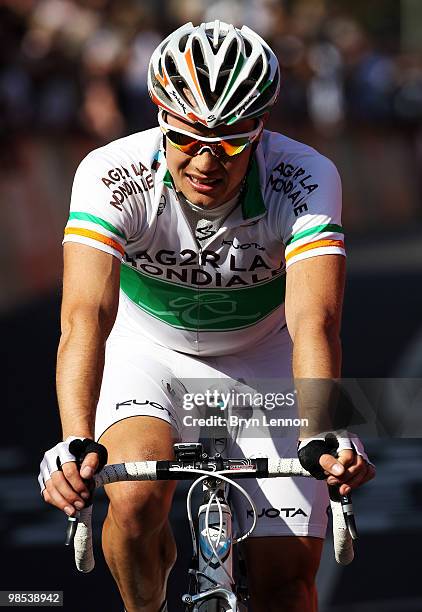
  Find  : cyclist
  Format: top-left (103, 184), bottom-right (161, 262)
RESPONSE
top-left (39, 21), bottom-right (374, 612)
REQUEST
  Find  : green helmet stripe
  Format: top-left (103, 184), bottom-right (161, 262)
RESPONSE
top-left (259, 78), bottom-right (273, 93)
top-left (220, 53), bottom-right (245, 105)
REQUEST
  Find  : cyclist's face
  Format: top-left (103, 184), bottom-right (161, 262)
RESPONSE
top-left (165, 113), bottom-right (258, 208)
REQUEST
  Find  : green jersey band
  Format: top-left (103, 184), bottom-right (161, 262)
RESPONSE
top-left (120, 264), bottom-right (286, 332)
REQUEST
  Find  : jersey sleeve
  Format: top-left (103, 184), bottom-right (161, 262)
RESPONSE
top-left (278, 156), bottom-right (345, 269)
top-left (63, 152), bottom-right (143, 260)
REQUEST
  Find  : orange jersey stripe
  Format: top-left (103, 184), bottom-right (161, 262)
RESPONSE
top-left (184, 48), bottom-right (205, 104)
top-left (64, 227), bottom-right (125, 256)
top-left (286, 239), bottom-right (344, 262)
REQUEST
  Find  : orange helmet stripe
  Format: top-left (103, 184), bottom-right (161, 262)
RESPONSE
top-left (184, 48), bottom-right (205, 105)
top-left (156, 73), bottom-right (167, 89)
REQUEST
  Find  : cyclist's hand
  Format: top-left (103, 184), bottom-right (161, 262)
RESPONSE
top-left (298, 432), bottom-right (375, 495)
top-left (322, 447), bottom-right (375, 496)
top-left (38, 437), bottom-right (108, 516)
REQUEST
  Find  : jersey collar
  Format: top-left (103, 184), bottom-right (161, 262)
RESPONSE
top-left (241, 151), bottom-right (266, 220)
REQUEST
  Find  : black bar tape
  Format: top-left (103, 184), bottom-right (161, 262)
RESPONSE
top-left (298, 435), bottom-right (339, 480)
top-left (156, 461), bottom-right (171, 480)
top-left (254, 458), bottom-right (268, 478)
top-left (68, 438), bottom-right (108, 472)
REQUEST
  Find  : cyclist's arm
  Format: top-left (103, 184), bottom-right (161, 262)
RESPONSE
top-left (57, 242), bottom-right (120, 440)
top-left (285, 253), bottom-right (344, 382)
top-left (286, 254), bottom-right (364, 493)
top-left (286, 255), bottom-right (374, 493)
top-left (41, 243), bottom-right (120, 514)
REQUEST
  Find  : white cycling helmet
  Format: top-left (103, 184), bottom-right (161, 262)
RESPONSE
top-left (148, 20), bottom-right (280, 128)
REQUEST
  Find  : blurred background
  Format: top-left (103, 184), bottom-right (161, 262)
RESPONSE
top-left (1, 0), bottom-right (421, 610)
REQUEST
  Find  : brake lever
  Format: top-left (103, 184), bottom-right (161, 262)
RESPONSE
top-left (329, 485), bottom-right (358, 540)
top-left (340, 493), bottom-right (358, 540)
top-left (64, 476), bottom-right (95, 546)
top-left (65, 513), bottom-right (79, 546)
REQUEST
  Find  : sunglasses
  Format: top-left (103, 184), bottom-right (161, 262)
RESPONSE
top-left (158, 112), bottom-right (263, 158)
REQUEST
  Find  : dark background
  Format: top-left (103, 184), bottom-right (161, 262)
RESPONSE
top-left (1, 0), bottom-right (422, 610)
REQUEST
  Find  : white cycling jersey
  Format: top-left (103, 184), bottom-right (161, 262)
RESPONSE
top-left (64, 126), bottom-right (345, 356)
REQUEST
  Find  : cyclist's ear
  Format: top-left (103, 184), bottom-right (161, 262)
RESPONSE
top-left (260, 112), bottom-right (270, 126)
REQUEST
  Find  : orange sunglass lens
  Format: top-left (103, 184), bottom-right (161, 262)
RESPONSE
top-left (166, 131), bottom-right (199, 154)
top-left (220, 138), bottom-right (251, 156)
top-left (166, 130), bottom-right (251, 157)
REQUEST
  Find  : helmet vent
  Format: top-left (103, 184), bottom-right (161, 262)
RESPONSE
top-left (225, 40), bottom-right (239, 69)
top-left (192, 39), bottom-right (219, 106)
top-left (178, 34), bottom-right (189, 53)
top-left (214, 73), bottom-right (228, 98)
top-left (172, 76), bottom-right (195, 109)
top-left (244, 38), bottom-right (253, 57)
top-left (249, 57), bottom-right (264, 82)
top-left (214, 39), bottom-right (239, 95)
top-left (164, 52), bottom-right (178, 77)
top-left (192, 39), bottom-right (208, 73)
top-left (223, 80), bottom-right (256, 115)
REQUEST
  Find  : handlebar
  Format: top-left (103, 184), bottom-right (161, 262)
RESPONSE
top-left (67, 455), bottom-right (357, 573)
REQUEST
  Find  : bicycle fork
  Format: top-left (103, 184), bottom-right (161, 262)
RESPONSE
top-left (182, 587), bottom-right (237, 610)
